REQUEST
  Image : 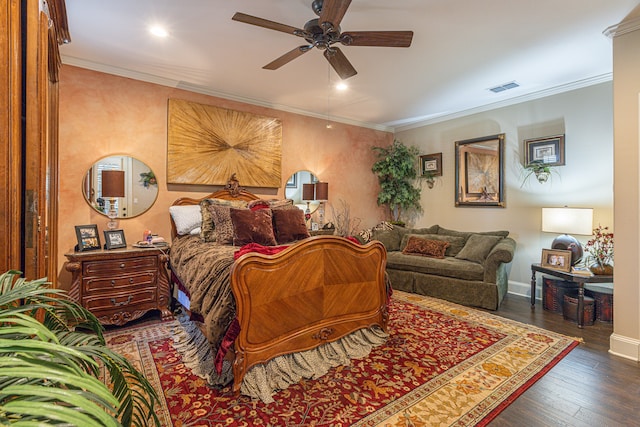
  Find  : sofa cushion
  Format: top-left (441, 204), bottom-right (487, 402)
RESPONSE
top-left (400, 233), bottom-right (466, 257)
top-left (402, 236), bottom-right (450, 259)
top-left (387, 252), bottom-right (484, 281)
top-left (455, 234), bottom-right (503, 264)
top-left (372, 228), bottom-right (402, 251)
top-left (438, 226), bottom-right (509, 239)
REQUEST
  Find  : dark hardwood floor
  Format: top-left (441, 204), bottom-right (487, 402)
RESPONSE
top-left (487, 293), bottom-right (638, 427)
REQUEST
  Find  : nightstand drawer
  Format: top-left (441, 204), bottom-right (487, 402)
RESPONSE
top-left (82, 288), bottom-right (157, 312)
top-left (83, 256), bottom-right (157, 276)
top-left (83, 271), bottom-right (156, 294)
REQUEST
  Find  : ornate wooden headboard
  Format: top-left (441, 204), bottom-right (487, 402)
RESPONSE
top-left (170, 175), bottom-right (261, 239)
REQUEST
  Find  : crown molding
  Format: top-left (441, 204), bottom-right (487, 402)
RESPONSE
top-left (392, 74), bottom-right (613, 132)
top-left (61, 56), bottom-right (394, 133)
top-left (603, 16), bottom-right (640, 39)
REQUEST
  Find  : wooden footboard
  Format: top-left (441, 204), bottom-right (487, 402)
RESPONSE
top-left (230, 235), bottom-right (388, 395)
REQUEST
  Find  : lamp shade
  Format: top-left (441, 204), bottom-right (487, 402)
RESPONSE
top-left (302, 183), bottom-right (315, 201)
top-left (101, 170), bottom-right (125, 198)
top-left (541, 207), bottom-right (593, 235)
top-left (315, 182), bottom-right (328, 201)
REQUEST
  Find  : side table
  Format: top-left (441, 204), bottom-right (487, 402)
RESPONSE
top-left (65, 246), bottom-right (172, 326)
top-left (530, 263), bottom-right (613, 328)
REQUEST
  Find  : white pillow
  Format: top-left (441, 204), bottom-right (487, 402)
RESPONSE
top-left (169, 205), bottom-right (202, 235)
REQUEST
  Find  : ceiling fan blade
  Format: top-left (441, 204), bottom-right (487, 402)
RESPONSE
top-left (319, 0), bottom-right (352, 30)
top-left (263, 46), bottom-right (310, 70)
top-left (324, 47), bottom-right (357, 80)
top-left (232, 12), bottom-right (303, 36)
top-left (341, 31), bottom-right (414, 47)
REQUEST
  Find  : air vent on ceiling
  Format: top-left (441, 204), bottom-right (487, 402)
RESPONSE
top-left (488, 81), bottom-right (520, 93)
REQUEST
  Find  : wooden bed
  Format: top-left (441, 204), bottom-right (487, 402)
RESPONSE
top-left (169, 186), bottom-right (389, 396)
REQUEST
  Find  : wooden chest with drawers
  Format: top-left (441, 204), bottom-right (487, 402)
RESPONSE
top-left (65, 247), bottom-right (172, 326)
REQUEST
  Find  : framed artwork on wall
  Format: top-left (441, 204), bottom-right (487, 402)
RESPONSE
top-left (455, 134), bottom-right (505, 207)
top-left (524, 134), bottom-right (565, 167)
top-left (419, 152), bottom-right (442, 177)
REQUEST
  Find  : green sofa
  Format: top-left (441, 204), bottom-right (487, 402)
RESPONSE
top-left (371, 224), bottom-right (516, 310)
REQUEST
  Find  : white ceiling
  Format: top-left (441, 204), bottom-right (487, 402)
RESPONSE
top-left (60, 0), bottom-right (639, 131)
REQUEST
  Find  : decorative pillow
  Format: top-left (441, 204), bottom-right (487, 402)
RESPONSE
top-left (402, 236), bottom-right (450, 259)
top-left (200, 198), bottom-right (248, 242)
top-left (400, 233), bottom-right (465, 257)
top-left (207, 204), bottom-right (236, 244)
top-left (455, 234), bottom-right (503, 264)
top-left (247, 199), bottom-right (295, 211)
top-left (248, 200), bottom-right (270, 211)
top-left (230, 208), bottom-right (277, 246)
top-left (169, 205), bottom-right (202, 236)
top-left (272, 208), bottom-right (310, 244)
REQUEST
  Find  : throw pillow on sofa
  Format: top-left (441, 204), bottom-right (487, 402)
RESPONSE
top-left (402, 235), bottom-right (450, 259)
top-left (455, 234), bottom-right (503, 264)
top-left (400, 233), bottom-right (466, 257)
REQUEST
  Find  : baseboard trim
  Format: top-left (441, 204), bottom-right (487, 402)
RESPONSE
top-left (508, 280), bottom-right (539, 300)
top-left (609, 333), bottom-right (640, 361)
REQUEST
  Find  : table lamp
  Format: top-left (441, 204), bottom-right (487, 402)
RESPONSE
top-left (302, 183), bottom-right (315, 226)
top-left (315, 182), bottom-right (329, 227)
top-left (541, 207), bottom-right (593, 265)
top-left (102, 170), bottom-right (125, 230)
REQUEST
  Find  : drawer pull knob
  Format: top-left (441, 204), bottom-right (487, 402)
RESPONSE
top-left (119, 263), bottom-right (125, 268)
top-left (110, 296), bottom-right (132, 307)
top-left (129, 278), bottom-right (134, 284)
top-left (111, 280), bottom-right (116, 286)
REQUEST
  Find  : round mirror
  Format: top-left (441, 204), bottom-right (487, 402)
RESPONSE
top-left (83, 155), bottom-right (158, 218)
top-left (285, 170), bottom-right (319, 214)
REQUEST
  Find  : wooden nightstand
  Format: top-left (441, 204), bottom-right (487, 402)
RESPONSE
top-left (65, 246), bottom-right (172, 326)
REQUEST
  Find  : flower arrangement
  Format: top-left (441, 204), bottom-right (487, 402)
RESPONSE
top-left (584, 225), bottom-right (614, 267)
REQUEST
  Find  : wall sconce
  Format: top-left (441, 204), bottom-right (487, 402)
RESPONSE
top-left (101, 170), bottom-right (125, 230)
top-left (541, 207), bottom-right (593, 265)
top-left (315, 182), bottom-right (329, 227)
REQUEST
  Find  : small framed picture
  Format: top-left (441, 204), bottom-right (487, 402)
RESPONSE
top-left (286, 173), bottom-right (297, 188)
top-left (419, 152), bottom-right (443, 177)
top-left (524, 135), bottom-right (565, 167)
top-left (541, 248), bottom-right (572, 272)
top-left (311, 222), bottom-right (319, 231)
top-left (103, 229), bottom-right (127, 250)
top-left (75, 224), bottom-right (101, 252)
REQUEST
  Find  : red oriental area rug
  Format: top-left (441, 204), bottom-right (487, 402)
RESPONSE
top-left (104, 291), bottom-right (578, 426)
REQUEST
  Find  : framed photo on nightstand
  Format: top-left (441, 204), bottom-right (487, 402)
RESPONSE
top-left (541, 248), bottom-right (572, 272)
top-left (103, 229), bottom-right (127, 250)
top-left (74, 224), bottom-right (101, 252)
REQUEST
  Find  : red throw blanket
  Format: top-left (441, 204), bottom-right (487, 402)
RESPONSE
top-left (233, 242), bottom-right (290, 260)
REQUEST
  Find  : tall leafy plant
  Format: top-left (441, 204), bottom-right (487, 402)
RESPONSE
top-left (0, 270), bottom-right (160, 426)
top-left (372, 139), bottom-right (422, 225)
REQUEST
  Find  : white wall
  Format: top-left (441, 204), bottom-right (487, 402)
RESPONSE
top-left (395, 82), bottom-right (614, 297)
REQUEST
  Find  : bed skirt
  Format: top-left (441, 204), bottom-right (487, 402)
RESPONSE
top-left (171, 311), bottom-right (388, 403)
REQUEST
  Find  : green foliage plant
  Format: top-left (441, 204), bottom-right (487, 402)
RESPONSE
top-left (0, 270), bottom-right (160, 427)
top-left (372, 139), bottom-right (422, 225)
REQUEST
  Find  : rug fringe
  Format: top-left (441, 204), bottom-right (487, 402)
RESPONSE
top-left (171, 311), bottom-right (388, 403)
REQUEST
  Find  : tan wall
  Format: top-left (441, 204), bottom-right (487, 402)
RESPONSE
top-left (611, 11), bottom-right (640, 360)
top-left (395, 82), bottom-right (615, 295)
top-left (57, 65), bottom-right (392, 286)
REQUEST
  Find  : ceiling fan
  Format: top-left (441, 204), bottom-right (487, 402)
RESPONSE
top-left (232, 0), bottom-right (413, 80)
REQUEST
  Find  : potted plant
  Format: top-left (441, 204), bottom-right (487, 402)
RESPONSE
top-left (584, 225), bottom-right (614, 275)
top-left (0, 270), bottom-right (160, 426)
top-left (521, 160), bottom-right (556, 186)
top-left (372, 139), bottom-right (422, 226)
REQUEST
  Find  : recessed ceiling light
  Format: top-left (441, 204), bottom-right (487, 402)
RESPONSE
top-left (149, 25), bottom-right (169, 38)
top-left (335, 82), bottom-right (348, 91)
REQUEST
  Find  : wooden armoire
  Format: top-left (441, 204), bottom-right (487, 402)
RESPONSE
top-left (0, 0), bottom-right (69, 286)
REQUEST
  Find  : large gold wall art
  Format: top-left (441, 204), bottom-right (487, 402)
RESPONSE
top-left (167, 99), bottom-right (282, 187)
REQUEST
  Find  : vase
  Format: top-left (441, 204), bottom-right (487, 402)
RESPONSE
top-left (589, 262), bottom-right (613, 275)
